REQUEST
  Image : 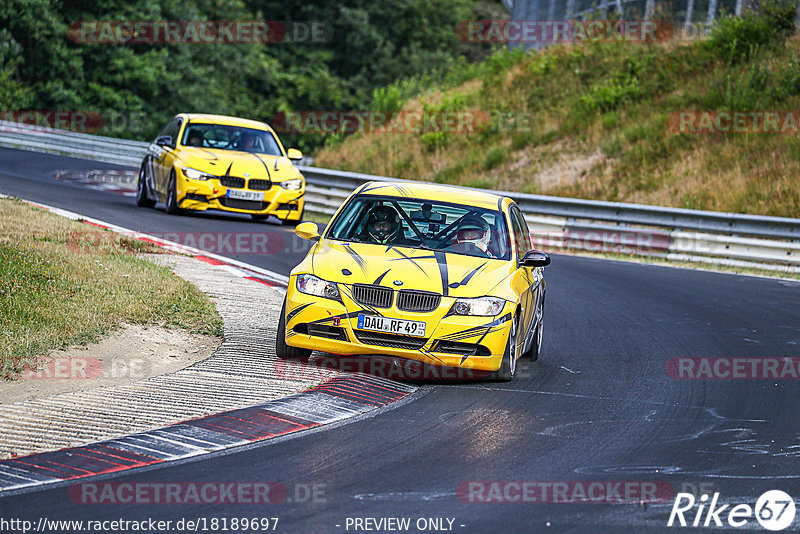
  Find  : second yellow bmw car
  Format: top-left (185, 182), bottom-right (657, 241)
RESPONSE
top-left (136, 113), bottom-right (305, 225)
top-left (276, 181), bottom-right (551, 381)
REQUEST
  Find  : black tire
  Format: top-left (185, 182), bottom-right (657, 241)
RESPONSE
top-left (521, 300), bottom-right (544, 362)
top-left (275, 298), bottom-right (312, 361)
top-left (489, 312), bottom-right (518, 382)
top-left (165, 169), bottom-right (182, 215)
top-left (136, 161), bottom-right (156, 208)
top-left (251, 214), bottom-right (269, 222)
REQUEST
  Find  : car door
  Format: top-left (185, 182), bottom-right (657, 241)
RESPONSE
top-left (152, 118), bottom-right (182, 196)
top-left (509, 205), bottom-right (537, 350)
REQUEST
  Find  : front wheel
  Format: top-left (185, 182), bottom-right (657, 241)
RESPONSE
top-left (136, 161), bottom-right (156, 208)
top-left (165, 169), bottom-right (182, 215)
top-left (521, 300), bottom-right (544, 361)
top-left (489, 313), bottom-right (518, 382)
top-left (275, 298), bottom-right (312, 361)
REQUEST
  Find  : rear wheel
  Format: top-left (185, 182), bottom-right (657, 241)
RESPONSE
top-left (275, 298), bottom-right (312, 361)
top-left (489, 313), bottom-right (518, 382)
top-left (136, 161), bottom-right (156, 208)
top-left (165, 169), bottom-right (182, 215)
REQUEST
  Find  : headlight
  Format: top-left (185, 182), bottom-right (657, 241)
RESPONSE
top-left (297, 274), bottom-right (340, 300)
top-left (451, 297), bottom-right (506, 316)
top-left (182, 167), bottom-right (215, 181)
top-left (280, 178), bottom-right (303, 190)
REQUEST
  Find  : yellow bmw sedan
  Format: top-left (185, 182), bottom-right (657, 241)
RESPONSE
top-left (136, 113), bottom-right (305, 225)
top-left (276, 181), bottom-right (551, 381)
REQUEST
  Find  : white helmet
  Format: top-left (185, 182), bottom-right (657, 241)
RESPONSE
top-left (455, 216), bottom-right (491, 253)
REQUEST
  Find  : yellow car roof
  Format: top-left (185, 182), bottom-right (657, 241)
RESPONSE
top-left (179, 113), bottom-right (272, 131)
top-left (357, 181), bottom-right (507, 211)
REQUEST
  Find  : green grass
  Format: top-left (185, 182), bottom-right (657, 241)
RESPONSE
top-left (315, 1), bottom-right (800, 218)
top-left (0, 199), bottom-right (223, 379)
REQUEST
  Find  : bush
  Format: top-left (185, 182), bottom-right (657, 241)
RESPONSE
top-left (483, 145), bottom-right (506, 170)
top-left (704, 0), bottom-right (795, 64)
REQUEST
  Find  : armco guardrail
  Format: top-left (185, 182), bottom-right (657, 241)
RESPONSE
top-left (1, 120), bottom-right (799, 272)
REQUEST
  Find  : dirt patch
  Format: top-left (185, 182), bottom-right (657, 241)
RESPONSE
top-left (534, 149), bottom-right (607, 190)
top-left (0, 323), bottom-right (221, 404)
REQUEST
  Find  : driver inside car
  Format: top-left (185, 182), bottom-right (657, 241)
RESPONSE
top-left (359, 205), bottom-right (410, 246)
top-left (448, 216), bottom-right (494, 257)
top-left (237, 132), bottom-right (257, 151)
top-left (186, 129), bottom-right (204, 147)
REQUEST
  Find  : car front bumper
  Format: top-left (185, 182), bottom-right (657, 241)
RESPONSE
top-left (283, 279), bottom-right (514, 372)
top-left (177, 174), bottom-right (304, 220)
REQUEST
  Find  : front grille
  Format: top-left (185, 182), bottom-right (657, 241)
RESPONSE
top-left (397, 290), bottom-right (441, 312)
top-left (219, 197), bottom-right (268, 211)
top-left (306, 324), bottom-right (347, 341)
top-left (354, 330), bottom-right (428, 350)
top-left (219, 176), bottom-right (245, 188)
top-left (248, 179), bottom-right (272, 191)
top-left (433, 340), bottom-right (491, 356)
top-left (352, 284), bottom-right (393, 308)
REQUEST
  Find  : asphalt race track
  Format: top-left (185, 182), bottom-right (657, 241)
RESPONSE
top-left (2, 147), bottom-right (800, 532)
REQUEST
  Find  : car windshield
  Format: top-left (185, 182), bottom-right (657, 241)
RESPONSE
top-left (327, 195), bottom-right (511, 260)
top-left (180, 123), bottom-right (283, 156)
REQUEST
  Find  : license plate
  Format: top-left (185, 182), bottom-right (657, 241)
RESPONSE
top-left (357, 314), bottom-right (426, 337)
top-left (226, 189), bottom-right (264, 201)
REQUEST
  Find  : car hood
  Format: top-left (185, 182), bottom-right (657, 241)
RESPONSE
top-left (179, 148), bottom-right (301, 180)
top-left (308, 240), bottom-right (514, 299)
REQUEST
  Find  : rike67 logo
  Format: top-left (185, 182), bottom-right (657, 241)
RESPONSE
top-left (668, 490), bottom-right (796, 531)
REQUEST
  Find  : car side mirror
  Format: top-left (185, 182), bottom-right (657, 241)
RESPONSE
top-left (520, 249), bottom-right (550, 268)
top-left (155, 135), bottom-right (172, 147)
top-left (287, 148), bottom-right (303, 161)
top-left (295, 221), bottom-right (320, 242)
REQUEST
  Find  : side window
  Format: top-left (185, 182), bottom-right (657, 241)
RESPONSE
top-left (156, 119), bottom-right (174, 140)
top-left (513, 207), bottom-right (532, 251)
top-left (510, 210), bottom-right (526, 259)
top-left (166, 119), bottom-right (182, 148)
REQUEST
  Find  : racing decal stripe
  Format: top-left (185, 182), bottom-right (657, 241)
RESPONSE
top-left (388, 249), bottom-right (433, 276)
top-left (434, 251), bottom-right (450, 297)
top-left (252, 153), bottom-right (273, 184)
top-left (449, 262), bottom-right (487, 289)
top-left (392, 184), bottom-right (413, 197)
top-left (338, 286), bottom-right (384, 317)
top-left (359, 183), bottom-right (392, 194)
top-left (342, 244), bottom-right (368, 274)
top-left (438, 313), bottom-right (512, 341)
top-left (372, 269), bottom-right (391, 285)
top-left (287, 303), bottom-right (313, 323)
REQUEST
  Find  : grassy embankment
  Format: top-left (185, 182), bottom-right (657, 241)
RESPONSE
top-left (315, 3), bottom-right (800, 218)
top-left (0, 198), bottom-right (223, 379)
